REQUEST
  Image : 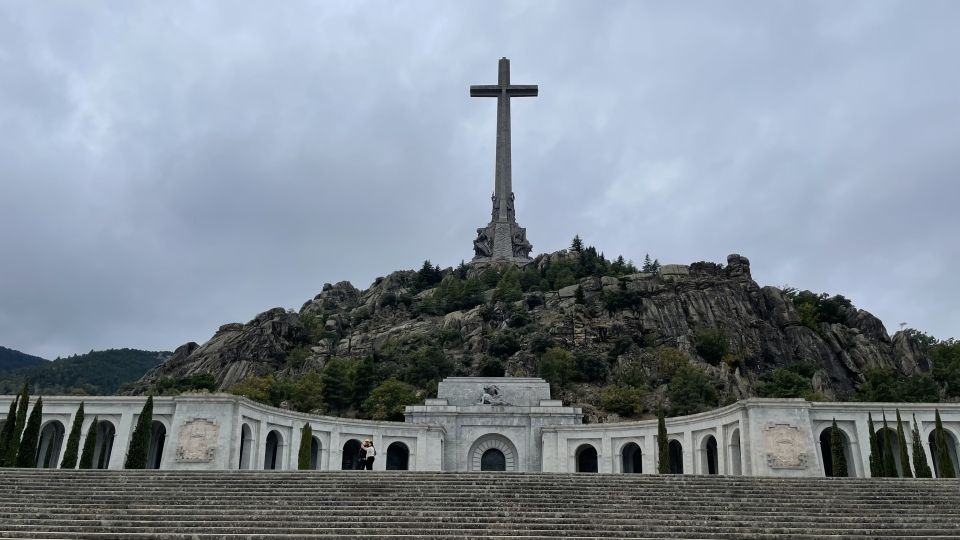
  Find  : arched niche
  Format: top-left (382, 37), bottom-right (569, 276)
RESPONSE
top-left (468, 434), bottom-right (518, 472)
top-left (342, 439), bottom-right (363, 470)
top-left (929, 429), bottom-right (960, 478)
top-left (146, 421), bottom-right (166, 469)
top-left (93, 421), bottom-right (116, 470)
top-left (386, 441), bottom-right (410, 471)
top-left (668, 440), bottom-right (684, 474)
top-left (575, 444), bottom-right (598, 473)
top-left (700, 435), bottom-right (718, 475)
top-left (621, 442), bottom-right (642, 474)
top-left (875, 427), bottom-right (904, 475)
top-left (264, 430), bottom-right (283, 470)
top-left (818, 426), bottom-right (855, 477)
top-left (238, 423), bottom-right (254, 470)
top-left (36, 420), bottom-right (66, 469)
top-left (729, 428), bottom-right (742, 476)
top-left (310, 436), bottom-right (321, 470)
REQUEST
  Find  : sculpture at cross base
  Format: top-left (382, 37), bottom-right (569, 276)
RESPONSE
top-left (469, 57), bottom-right (536, 264)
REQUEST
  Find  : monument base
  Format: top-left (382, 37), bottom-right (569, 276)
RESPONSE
top-left (471, 218), bottom-right (532, 264)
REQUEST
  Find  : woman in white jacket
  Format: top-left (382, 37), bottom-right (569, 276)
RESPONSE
top-left (361, 439), bottom-right (376, 470)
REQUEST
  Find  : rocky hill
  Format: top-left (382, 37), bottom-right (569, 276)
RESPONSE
top-left (125, 248), bottom-right (941, 421)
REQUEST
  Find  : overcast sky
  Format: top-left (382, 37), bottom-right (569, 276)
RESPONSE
top-left (1, 1), bottom-right (958, 360)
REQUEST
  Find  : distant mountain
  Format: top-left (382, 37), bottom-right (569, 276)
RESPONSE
top-left (0, 346), bottom-right (47, 373)
top-left (0, 348), bottom-right (171, 395)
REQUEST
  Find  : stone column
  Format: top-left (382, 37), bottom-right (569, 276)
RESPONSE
top-left (109, 412), bottom-right (133, 470)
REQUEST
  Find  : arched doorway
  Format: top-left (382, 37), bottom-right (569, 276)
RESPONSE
top-left (238, 424), bottom-right (253, 470)
top-left (729, 428), bottom-right (742, 476)
top-left (668, 440), bottom-right (684, 474)
top-left (342, 439), bottom-right (363, 470)
top-left (875, 428), bottom-right (903, 475)
top-left (36, 421), bottom-right (66, 468)
top-left (481, 448), bottom-right (506, 471)
top-left (386, 442), bottom-right (410, 470)
top-left (147, 421), bottom-right (166, 469)
top-left (929, 430), bottom-right (960, 478)
top-left (468, 435), bottom-right (518, 472)
top-left (701, 435), bottom-right (718, 475)
top-left (310, 437), bottom-right (321, 470)
top-left (264, 430), bottom-right (282, 470)
top-left (819, 427), bottom-right (854, 477)
top-left (621, 442), bottom-right (642, 473)
top-left (576, 444), bottom-right (598, 473)
top-left (93, 421), bottom-right (116, 469)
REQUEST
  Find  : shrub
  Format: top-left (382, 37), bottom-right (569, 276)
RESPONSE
top-left (0, 396), bottom-right (18, 466)
top-left (59, 403), bottom-right (84, 469)
top-left (756, 366), bottom-right (815, 399)
top-left (402, 346), bottom-right (455, 388)
top-left (15, 396), bottom-right (42, 468)
top-left (912, 414), bottom-right (933, 478)
top-left (492, 271), bottom-right (523, 303)
top-left (528, 333), bottom-right (555, 355)
top-left (600, 385), bottom-right (645, 417)
top-left (322, 358), bottom-right (355, 415)
top-left (655, 347), bottom-right (688, 382)
top-left (573, 350), bottom-right (608, 383)
top-left (3, 383), bottom-right (29, 466)
top-left (830, 419), bottom-right (848, 477)
top-left (298, 424), bottom-right (312, 470)
top-left (789, 290), bottom-right (853, 328)
top-left (854, 369), bottom-right (940, 403)
top-left (362, 378), bottom-right (420, 421)
top-left (934, 409), bottom-right (956, 478)
top-left (78, 417), bottom-right (98, 469)
top-left (286, 346), bottom-right (312, 370)
top-left (668, 365), bottom-right (718, 416)
top-left (488, 331), bottom-right (521, 358)
top-left (657, 409), bottom-right (669, 474)
top-left (694, 327), bottom-right (729, 365)
top-left (478, 357), bottom-right (505, 377)
top-left (124, 397), bottom-right (153, 469)
top-left (539, 348), bottom-right (576, 388)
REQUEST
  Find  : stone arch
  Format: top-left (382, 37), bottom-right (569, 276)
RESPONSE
top-left (93, 421), bottom-right (116, 469)
top-left (875, 427), bottom-right (903, 475)
top-left (575, 444), bottom-right (598, 473)
top-left (386, 441), bottom-right (410, 470)
top-left (36, 420), bottom-right (66, 468)
top-left (468, 434), bottom-right (518, 472)
top-left (668, 439), bottom-right (684, 474)
top-left (818, 426), bottom-right (855, 477)
top-left (928, 429), bottom-right (960, 478)
top-left (728, 428), bottom-right (742, 476)
top-left (146, 421), bottom-right (166, 469)
top-left (342, 439), bottom-right (363, 470)
top-left (620, 442), bottom-right (642, 474)
top-left (238, 424), bottom-right (254, 470)
top-left (264, 430), bottom-right (282, 470)
top-left (700, 435), bottom-right (718, 475)
top-left (310, 436), bottom-right (321, 470)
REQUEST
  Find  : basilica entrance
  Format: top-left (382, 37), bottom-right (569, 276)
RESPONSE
top-left (468, 434), bottom-right (518, 472)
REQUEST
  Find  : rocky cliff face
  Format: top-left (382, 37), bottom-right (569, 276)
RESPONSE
top-left (126, 252), bottom-right (931, 413)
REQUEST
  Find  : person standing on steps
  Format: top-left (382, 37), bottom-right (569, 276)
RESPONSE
top-left (362, 439), bottom-right (376, 470)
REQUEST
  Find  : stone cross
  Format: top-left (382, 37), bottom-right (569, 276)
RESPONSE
top-left (470, 58), bottom-right (536, 262)
top-left (470, 57), bottom-right (538, 221)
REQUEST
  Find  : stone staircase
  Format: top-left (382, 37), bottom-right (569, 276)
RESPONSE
top-left (0, 470), bottom-right (958, 539)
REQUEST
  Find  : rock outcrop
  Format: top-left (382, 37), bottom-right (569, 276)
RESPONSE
top-left (127, 252), bottom-right (931, 406)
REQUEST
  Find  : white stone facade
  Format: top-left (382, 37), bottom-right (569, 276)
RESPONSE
top-left (1, 377), bottom-right (958, 478)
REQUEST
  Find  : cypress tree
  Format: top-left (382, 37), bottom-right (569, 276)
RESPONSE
top-left (657, 408), bottom-right (670, 474)
top-left (0, 396), bottom-right (19, 467)
top-left (934, 409), bottom-right (956, 478)
top-left (78, 417), bottom-right (98, 469)
top-left (298, 424), bottom-right (313, 470)
top-left (881, 412), bottom-right (897, 477)
top-left (830, 419), bottom-right (848, 477)
top-left (124, 396), bottom-right (153, 469)
top-left (42, 438), bottom-right (55, 468)
top-left (867, 412), bottom-right (881, 477)
top-left (60, 403), bottom-right (85, 469)
top-left (912, 414), bottom-right (933, 478)
top-left (895, 409), bottom-right (913, 478)
top-left (4, 383), bottom-right (30, 466)
top-left (15, 397), bottom-right (43, 468)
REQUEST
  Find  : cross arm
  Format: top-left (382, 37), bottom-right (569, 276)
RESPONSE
top-left (505, 85), bottom-right (538, 97)
top-left (470, 85), bottom-right (500, 97)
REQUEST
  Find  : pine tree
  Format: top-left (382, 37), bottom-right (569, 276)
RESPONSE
top-left (298, 424), bottom-right (313, 470)
top-left (830, 419), bottom-right (848, 477)
top-left (911, 414), bottom-right (933, 478)
top-left (895, 409), bottom-right (913, 478)
top-left (124, 396), bottom-right (153, 469)
top-left (651, 259), bottom-right (661, 274)
top-left (880, 412), bottom-right (897, 477)
top-left (867, 413), bottom-right (881, 477)
top-left (0, 396), bottom-right (18, 467)
top-left (657, 409), bottom-right (670, 474)
top-left (4, 383), bottom-right (30, 466)
top-left (934, 409), bottom-right (956, 478)
top-left (642, 254), bottom-right (653, 273)
top-left (78, 417), bottom-right (99, 470)
top-left (570, 235), bottom-right (584, 253)
top-left (15, 397), bottom-right (43, 468)
top-left (574, 285), bottom-right (585, 305)
top-left (59, 403), bottom-right (85, 469)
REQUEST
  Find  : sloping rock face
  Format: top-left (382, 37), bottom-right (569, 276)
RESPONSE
top-left (128, 252), bottom-right (930, 402)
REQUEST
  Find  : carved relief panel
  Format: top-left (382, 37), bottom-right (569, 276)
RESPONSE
top-left (176, 418), bottom-right (219, 463)
top-left (763, 423), bottom-right (809, 469)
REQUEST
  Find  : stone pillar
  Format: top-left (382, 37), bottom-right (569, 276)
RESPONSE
top-left (108, 411), bottom-right (133, 470)
top-left (600, 435), bottom-right (612, 474)
top-left (329, 430), bottom-right (341, 471)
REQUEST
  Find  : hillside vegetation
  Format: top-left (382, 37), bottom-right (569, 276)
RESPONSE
top-left (0, 348), bottom-right (170, 395)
